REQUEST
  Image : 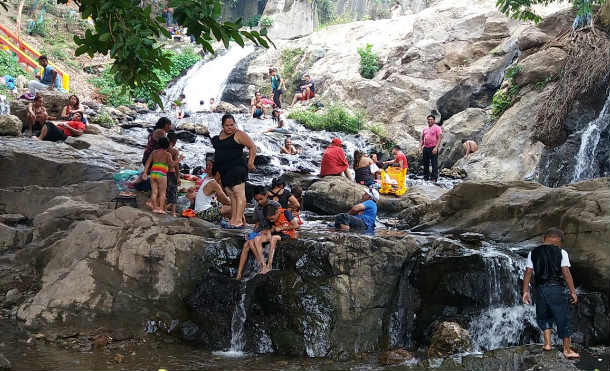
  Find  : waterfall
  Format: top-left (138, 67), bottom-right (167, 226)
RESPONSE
top-left (468, 245), bottom-right (538, 352)
top-left (571, 94), bottom-right (610, 183)
top-left (162, 45), bottom-right (255, 112)
top-left (213, 282), bottom-right (248, 357)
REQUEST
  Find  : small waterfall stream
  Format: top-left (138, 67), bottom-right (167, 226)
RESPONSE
top-left (571, 94), bottom-right (610, 183)
top-left (163, 45), bottom-right (255, 112)
top-left (468, 245), bottom-right (537, 352)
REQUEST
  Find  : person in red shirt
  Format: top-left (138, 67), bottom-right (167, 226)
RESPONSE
top-left (384, 145), bottom-right (408, 170)
top-left (35, 112), bottom-right (86, 142)
top-left (320, 137), bottom-right (349, 177)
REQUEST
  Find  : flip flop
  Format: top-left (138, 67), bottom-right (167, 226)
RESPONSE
top-left (220, 219), bottom-right (244, 230)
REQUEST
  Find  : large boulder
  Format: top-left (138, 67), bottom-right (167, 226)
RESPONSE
top-left (513, 47), bottom-right (568, 87)
top-left (428, 321), bottom-right (472, 357)
top-left (437, 108), bottom-right (488, 169)
top-left (0, 115), bottom-right (22, 136)
top-left (0, 137), bottom-right (116, 187)
top-left (17, 207), bottom-right (211, 330)
top-left (263, 0), bottom-right (316, 40)
top-left (517, 26), bottom-right (551, 51)
top-left (414, 178), bottom-right (610, 295)
top-left (0, 222), bottom-right (32, 251)
top-left (32, 197), bottom-right (106, 241)
top-left (304, 176), bottom-right (368, 215)
top-left (454, 90), bottom-right (545, 181)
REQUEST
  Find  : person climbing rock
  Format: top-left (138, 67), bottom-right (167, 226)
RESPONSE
top-left (334, 188), bottom-right (378, 234)
top-left (419, 114), bottom-right (442, 182)
top-left (462, 139), bottom-right (478, 157)
top-left (522, 228), bottom-right (580, 360)
top-left (320, 138), bottom-right (349, 178)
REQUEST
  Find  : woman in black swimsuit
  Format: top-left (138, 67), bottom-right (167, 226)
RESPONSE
top-left (212, 114), bottom-right (257, 228)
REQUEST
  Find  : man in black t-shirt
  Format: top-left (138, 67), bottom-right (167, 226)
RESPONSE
top-left (522, 228), bottom-right (579, 359)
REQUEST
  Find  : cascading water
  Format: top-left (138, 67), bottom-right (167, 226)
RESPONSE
top-left (571, 94), bottom-right (610, 183)
top-left (163, 45), bottom-right (255, 112)
top-left (468, 244), bottom-right (538, 352)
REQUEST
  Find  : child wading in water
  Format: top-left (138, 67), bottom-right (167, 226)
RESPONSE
top-left (166, 132), bottom-right (181, 217)
top-left (143, 137), bottom-right (181, 214)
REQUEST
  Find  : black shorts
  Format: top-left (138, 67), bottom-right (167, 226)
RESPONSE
top-left (166, 172), bottom-right (178, 204)
top-left (43, 122), bottom-right (67, 142)
top-left (23, 121), bottom-right (44, 134)
top-left (219, 165), bottom-right (248, 188)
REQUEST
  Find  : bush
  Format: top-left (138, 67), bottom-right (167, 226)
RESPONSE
top-left (259, 16), bottom-right (273, 27)
top-left (357, 44), bottom-right (379, 79)
top-left (0, 51), bottom-right (27, 78)
top-left (281, 47), bottom-right (305, 94)
top-left (90, 48), bottom-right (201, 107)
top-left (288, 104), bottom-right (365, 134)
top-left (491, 85), bottom-right (520, 118)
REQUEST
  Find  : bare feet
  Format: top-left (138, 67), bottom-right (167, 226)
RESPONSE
top-left (563, 350), bottom-right (580, 359)
top-left (235, 275), bottom-right (242, 281)
top-left (171, 213), bottom-right (177, 217)
top-left (260, 266), bottom-right (271, 275)
top-left (543, 345), bottom-right (552, 351)
top-left (32, 136), bottom-right (40, 140)
top-left (152, 209), bottom-right (166, 214)
top-left (146, 200), bottom-right (154, 209)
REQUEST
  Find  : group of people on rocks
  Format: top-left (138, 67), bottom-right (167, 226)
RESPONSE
top-left (25, 93), bottom-right (88, 141)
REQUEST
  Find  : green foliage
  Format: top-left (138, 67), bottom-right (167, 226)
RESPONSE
top-left (259, 16), bottom-right (273, 27)
top-left (281, 47), bottom-right (305, 94)
top-left (535, 76), bottom-right (554, 91)
top-left (366, 122), bottom-right (387, 138)
top-left (316, 0), bottom-right (336, 25)
top-left (288, 104), bottom-right (366, 134)
top-left (91, 109), bottom-right (118, 128)
top-left (90, 48), bottom-right (201, 107)
top-left (357, 44), bottom-right (380, 79)
top-left (316, 14), bottom-right (351, 30)
top-left (505, 64), bottom-right (522, 80)
top-left (492, 85), bottom-right (520, 118)
top-left (495, 0), bottom-right (605, 22)
top-left (51, 0), bottom-right (272, 108)
top-left (0, 51), bottom-right (28, 78)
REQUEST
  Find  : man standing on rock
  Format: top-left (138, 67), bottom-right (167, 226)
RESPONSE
top-left (522, 228), bottom-right (580, 359)
top-left (419, 114), bottom-right (442, 182)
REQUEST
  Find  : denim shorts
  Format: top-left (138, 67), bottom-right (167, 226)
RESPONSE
top-left (534, 284), bottom-right (572, 339)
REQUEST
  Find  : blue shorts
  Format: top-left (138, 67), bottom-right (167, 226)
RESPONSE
top-left (247, 232), bottom-right (260, 241)
top-left (534, 284), bottom-right (572, 339)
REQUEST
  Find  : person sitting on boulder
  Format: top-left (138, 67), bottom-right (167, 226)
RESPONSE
top-left (60, 95), bottom-right (87, 123)
top-left (522, 228), bottom-right (580, 359)
top-left (462, 139), bottom-right (478, 158)
top-left (291, 74), bottom-right (315, 107)
top-left (193, 165), bottom-right (232, 223)
top-left (35, 112), bottom-right (85, 142)
top-left (262, 202), bottom-right (299, 271)
top-left (28, 55), bottom-right (58, 96)
top-left (354, 150), bottom-right (377, 187)
top-left (334, 188), bottom-right (378, 234)
top-left (320, 138), bottom-right (349, 178)
top-left (280, 138), bottom-right (298, 155)
top-left (25, 93), bottom-right (49, 136)
top-left (235, 186), bottom-right (280, 280)
top-left (251, 91), bottom-right (264, 119)
top-left (269, 177), bottom-right (301, 212)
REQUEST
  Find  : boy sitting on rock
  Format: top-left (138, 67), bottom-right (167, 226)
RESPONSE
top-left (258, 203), bottom-right (299, 273)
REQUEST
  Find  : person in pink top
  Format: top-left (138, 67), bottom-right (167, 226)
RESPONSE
top-left (419, 114), bottom-right (443, 182)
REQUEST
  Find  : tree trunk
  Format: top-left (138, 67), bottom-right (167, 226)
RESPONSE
top-left (16, 0), bottom-right (25, 42)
